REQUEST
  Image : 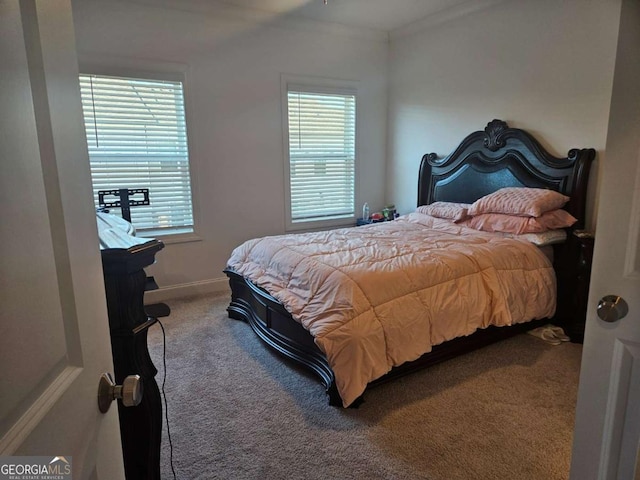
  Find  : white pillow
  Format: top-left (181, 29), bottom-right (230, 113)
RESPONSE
top-left (503, 229), bottom-right (567, 246)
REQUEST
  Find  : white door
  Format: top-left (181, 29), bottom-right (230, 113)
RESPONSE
top-left (0, 1), bottom-right (124, 478)
top-left (570, 0), bottom-right (640, 478)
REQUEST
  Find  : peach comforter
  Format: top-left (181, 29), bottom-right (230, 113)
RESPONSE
top-left (227, 213), bottom-right (556, 406)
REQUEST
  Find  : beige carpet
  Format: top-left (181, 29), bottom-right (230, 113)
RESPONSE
top-left (147, 293), bottom-right (582, 480)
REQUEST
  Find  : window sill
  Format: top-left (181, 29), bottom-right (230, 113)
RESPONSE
top-left (137, 229), bottom-right (202, 245)
top-left (286, 217), bottom-right (355, 233)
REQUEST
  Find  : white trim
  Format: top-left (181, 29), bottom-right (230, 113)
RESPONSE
top-left (281, 74), bottom-right (360, 232)
top-left (0, 366), bottom-right (82, 455)
top-left (139, 231), bottom-right (202, 245)
top-left (77, 54), bottom-right (189, 80)
top-left (624, 148), bottom-right (640, 278)
top-left (390, 0), bottom-right (508, 40)
top-left (124, 0), bottom-right (389, 43)
top-left (283, 74), bottom-right (359, 91)
top-left (77, 57), bottom-right (201, 238)
top-left (598, 339), bottom-right (640, 479)
top-left (144, 277), bottom-right (229, 303)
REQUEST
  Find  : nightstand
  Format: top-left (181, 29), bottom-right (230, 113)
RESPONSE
top-left (561, 230), bottom-right (595, 343)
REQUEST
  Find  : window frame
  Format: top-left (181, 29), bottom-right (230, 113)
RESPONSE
top-left (78, 60), bottom-right (200, 243)
top-left (281, 75), bottom-right (360, 232)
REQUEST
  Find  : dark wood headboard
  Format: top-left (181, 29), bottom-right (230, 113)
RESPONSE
top-left (417, 119), bottom-right (595, 229)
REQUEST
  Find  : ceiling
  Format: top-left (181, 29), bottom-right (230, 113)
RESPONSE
top-left (216, 0), bottom-right (475, 32)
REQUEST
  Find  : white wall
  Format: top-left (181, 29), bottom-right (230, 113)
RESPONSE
top-left (71, 0), bottom-right (389, 297)
top-left (72, 0), bottom-right (621, 298)
top-left (387, 0), bottom-right (620, 231)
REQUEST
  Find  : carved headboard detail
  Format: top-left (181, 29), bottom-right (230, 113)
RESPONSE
top-left (417, 119), bottom-right (595, 229)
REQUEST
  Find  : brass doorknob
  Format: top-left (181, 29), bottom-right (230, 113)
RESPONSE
top-left (98, 373), bottom-right (143, 413)
top-left (597, 295), bottom-right (629, 323)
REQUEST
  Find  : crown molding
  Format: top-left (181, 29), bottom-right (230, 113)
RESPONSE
top-left (390, 0), bottom-right (509, 41)
top-left (122, 0), bottom-right (389, 43)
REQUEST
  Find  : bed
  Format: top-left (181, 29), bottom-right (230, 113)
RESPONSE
top-left (224, 119), bottom-right (595, 407)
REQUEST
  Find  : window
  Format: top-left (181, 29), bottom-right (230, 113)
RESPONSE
top-left (285, 84), bottom-right (356, 229)
top-left (79, 73), bottom-right (194, 234)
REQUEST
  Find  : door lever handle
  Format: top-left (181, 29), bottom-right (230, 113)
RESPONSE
top-left (97, 372), bottom-right (143, 413)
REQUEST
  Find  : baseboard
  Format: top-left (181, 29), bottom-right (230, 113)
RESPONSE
top-left (144, 277), bottom-right (230, 303)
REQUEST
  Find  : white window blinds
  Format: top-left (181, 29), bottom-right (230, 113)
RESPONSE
top-left (287, 89), bottom-right (356, 223)
top-left (79, 74), bottom-right (194, 233)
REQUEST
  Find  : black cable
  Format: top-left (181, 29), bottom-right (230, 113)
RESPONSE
top-left (157, 319), bottom-right (177, 480)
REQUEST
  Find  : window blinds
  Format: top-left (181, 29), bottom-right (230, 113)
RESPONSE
top-left (287, 90), bottom-right (356, 222)
top-left (79, 74), bottom-right (194, 233)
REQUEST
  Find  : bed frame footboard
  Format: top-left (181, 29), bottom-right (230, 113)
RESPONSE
top-left (224, 267), bottom-right (549, 407)
top-left (225, 268), bottom-right (343, 406)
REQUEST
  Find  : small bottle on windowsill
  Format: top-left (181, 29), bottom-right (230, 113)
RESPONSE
top-left (362, 202), bottom-right (370, 221)
top-left (356, 203), bottom-right (371, 226)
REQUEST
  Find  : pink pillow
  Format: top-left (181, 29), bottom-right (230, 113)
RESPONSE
top-left (416, 202), bottom-right (470, 222)
top-left (462, 209), bottom-right (577, 234)
top-left (468, 187), bottom-right (570, 217)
